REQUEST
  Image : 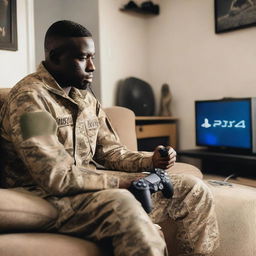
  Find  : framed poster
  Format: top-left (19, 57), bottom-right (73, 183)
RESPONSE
top-left (215, 0), bottom-right (256, 33)
top-left (0, 0), bottom-right (17, 51)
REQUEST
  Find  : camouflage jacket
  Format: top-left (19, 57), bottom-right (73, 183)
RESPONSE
top-left (0, 63), bottom-right (153, 197)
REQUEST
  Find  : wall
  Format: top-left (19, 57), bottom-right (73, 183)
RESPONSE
top-left (98, 0), bottom-right (152, 107)
top-left (146, 0), bottom-right (256, 149)
top-left (34, 0), bottom-right (63, 68)
top-left (0, 0), bottom-right (35, 87)
top-left (34, 0), bottom-right (101, 99)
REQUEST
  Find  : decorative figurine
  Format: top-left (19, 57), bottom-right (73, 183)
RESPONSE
top-left (159, 83), bottom-right (172, 116)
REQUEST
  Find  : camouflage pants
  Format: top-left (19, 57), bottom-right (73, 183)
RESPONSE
top-left (150, 174), bottom-right (219, 256)
top-left (47, 173), bottom-right (219, 256)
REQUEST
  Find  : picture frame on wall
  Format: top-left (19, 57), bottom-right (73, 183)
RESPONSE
top-left (215, 0), bottom-right (256, 33)
top-left (0, 0), bottom-right (17, 51)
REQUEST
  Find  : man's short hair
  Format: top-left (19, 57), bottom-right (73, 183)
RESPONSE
top-left (44, 20), bottom-right (92, 51)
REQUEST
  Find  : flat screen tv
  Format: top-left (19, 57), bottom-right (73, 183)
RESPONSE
top-left (195, 98), bottom-right (256, 154)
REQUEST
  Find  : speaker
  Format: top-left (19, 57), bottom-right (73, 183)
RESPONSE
top-left (117, 77), bottom-right (155, 116)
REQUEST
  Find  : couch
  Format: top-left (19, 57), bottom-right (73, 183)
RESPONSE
top-left (0, 88), bottom-right (255, 256)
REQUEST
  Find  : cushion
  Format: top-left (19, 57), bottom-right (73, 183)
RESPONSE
top-left (207, 181), bottom-right (256, 256)
top-left (0, 88), bottom-right (10, 109)
top-left (104, 106), bottom-right (137, 151)
top-left (0, 188), bottom-right (58, 232)
top-left (169, 162), bottom-right (203, 179)
top-left (0, 233), bottom-right (104, 256)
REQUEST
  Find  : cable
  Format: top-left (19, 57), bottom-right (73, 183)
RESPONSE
top-left (224, 173), bottom-right (236, 182)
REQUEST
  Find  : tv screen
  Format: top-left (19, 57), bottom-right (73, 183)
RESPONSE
top-left (195, 98), bottom-right (254, 152)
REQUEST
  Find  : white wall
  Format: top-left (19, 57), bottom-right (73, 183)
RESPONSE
top-left (98, 0), bottom-right (151, 107)
top-left (34, 0), bottom-right (63, 67)
top-left (0, 0), bottom-right (35, 88)
top-left (147, 0), bottom-right (256, 149)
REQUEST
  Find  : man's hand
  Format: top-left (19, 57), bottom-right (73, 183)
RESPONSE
top-left (152, 145), bottom-right (176, 169)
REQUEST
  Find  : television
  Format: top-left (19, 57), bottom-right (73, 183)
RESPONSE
top-left (195, 98), bottom-right (256, 154)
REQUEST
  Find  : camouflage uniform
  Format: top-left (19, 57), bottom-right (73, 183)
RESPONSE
top-left (0, 63), bottom-right (219, 256)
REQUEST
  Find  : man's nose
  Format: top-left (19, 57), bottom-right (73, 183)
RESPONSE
top-left (86, 58), bottom-right (95, 72)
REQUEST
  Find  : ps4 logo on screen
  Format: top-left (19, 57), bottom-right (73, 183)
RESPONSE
top-left (201, 118), bottom-right (246, 129)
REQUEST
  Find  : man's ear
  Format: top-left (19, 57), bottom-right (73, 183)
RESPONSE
top-left (49, 49), bottom-right (60, 64)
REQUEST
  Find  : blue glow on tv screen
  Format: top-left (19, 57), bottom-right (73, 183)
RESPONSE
top-left (196, 99), bottom-right (252, 149)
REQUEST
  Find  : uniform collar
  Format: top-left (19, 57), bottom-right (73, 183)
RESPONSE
top-left (36, 62), bottom-right (88, 108)
top-left (36, 62), bottom-right (67, 97)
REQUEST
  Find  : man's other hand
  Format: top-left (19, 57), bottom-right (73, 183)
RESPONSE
top-left (152, 145), bottom-right (176, 169)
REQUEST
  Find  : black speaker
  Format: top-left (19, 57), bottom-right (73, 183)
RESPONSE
top-left (117, 77), bottom-right (155, 116)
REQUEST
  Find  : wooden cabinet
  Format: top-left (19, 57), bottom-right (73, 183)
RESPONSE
top-left (135, 116), bottom-right (178, 151)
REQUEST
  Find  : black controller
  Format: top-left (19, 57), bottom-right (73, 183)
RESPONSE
top-left (129, 148), bottom-right (174, 213)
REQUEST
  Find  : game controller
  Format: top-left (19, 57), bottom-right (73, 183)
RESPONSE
top-left (129, 169), bottom-right (174, 213)
top-left (129, 147), bottom-right (174, 213)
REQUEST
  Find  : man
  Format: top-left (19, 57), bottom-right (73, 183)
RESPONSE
top-left (0, 20), bottom-right (219, 256)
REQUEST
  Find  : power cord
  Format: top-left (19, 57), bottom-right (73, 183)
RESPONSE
top-left (223, 173), bottom-right (236, 182)
top-left (207, 173), bottom-right (236, 187)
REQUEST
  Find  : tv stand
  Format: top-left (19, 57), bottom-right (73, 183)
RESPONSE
top-left (178, 148), bottom-right (256, 179)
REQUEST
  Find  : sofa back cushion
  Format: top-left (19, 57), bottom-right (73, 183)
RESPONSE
top-left (0, 88), bottom-right (11, 187)
top-left (0, 188), bottom-right (58, 232)
top-left (0, 88), bottom-right (10, 109)
top-left (104, 106), bottom-right (137, 151)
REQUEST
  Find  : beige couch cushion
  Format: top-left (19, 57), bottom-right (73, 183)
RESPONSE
top-left (0, 88), bottom-right (10, 108)
top-left (207, 182), bottom-right (256, 256)
top-left (104, 106), bottom-right (138, 151)
top-left (169, 162), bottom-right (203, 179)
top-left (0, 233), bottom-right (104, 256)
top-left (0, 188), bottom-right (58, 232)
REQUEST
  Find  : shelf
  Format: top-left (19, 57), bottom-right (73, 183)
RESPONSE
top-left (120, 7), bottom-right (159, 15)
top-left (178, 149), bottom-right (256, 164)
top-left (135, 116), bottom-right (177, 120)
top-left (135, 116), bottom-right (178, 151)
top-left (120, 1), bottom-right (160, 16)
top-left (178, 148), bottom-right (256, 178)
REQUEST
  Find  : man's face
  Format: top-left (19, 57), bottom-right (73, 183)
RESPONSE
top-left (56, 37), bottom-right (95, 90)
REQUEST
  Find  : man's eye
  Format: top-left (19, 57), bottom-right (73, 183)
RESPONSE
top-left (78, 56), bottom-right (95, 61)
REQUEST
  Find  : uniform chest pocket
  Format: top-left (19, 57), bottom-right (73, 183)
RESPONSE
top-left (85, 118), bottom-right (100, 154)
top-left (56, 115), bottom-right (74, 155)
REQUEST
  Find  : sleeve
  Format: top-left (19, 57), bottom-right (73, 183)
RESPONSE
top-left (7, 90), bottom-right (119, 196)
top-left (94, 105), bottom-right (153, 172)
